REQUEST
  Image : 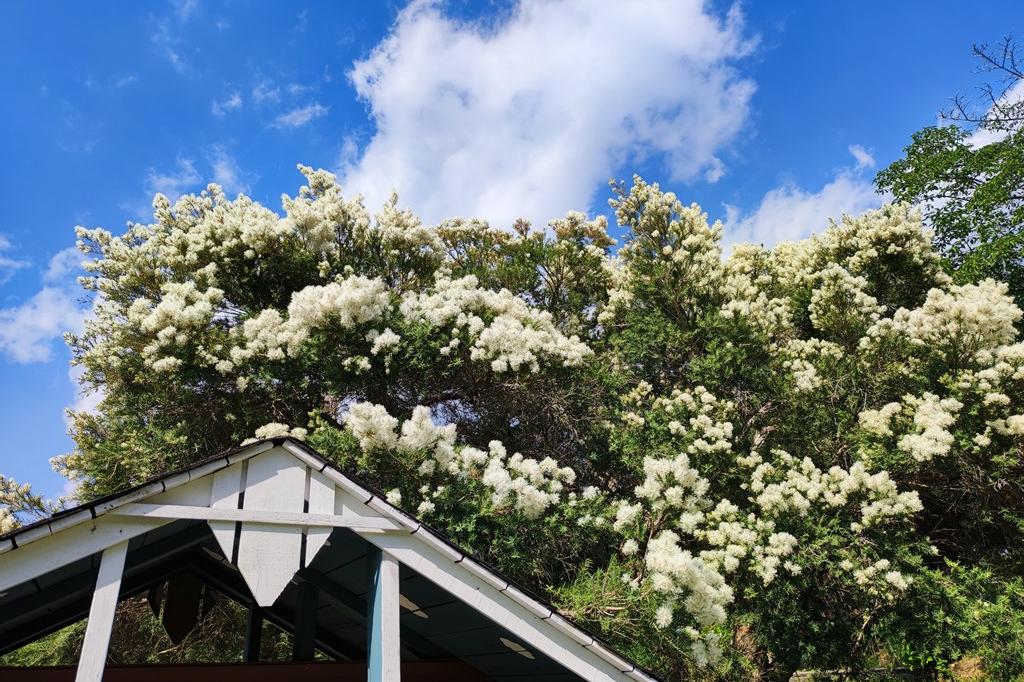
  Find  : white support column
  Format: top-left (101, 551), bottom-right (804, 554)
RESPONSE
top-left (76, 539), bottom-right (129, 682)
top-left (367, 545), bottom-right (400, 682)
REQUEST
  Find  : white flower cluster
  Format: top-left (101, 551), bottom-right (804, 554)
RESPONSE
top-left (858, 402), bottom-right (902, 437)
top-left (234, 275), bottom-right (392, 362)
top-left (808, 264), bottom-right (884, 339)
top-left (0, 474), bottom-right (58, 534)
top-left (747, 451), bottom-right (923, 531)
top-left (883, 279), bottom-right (1022, 361)
top-left (719, 245), bottom-right (793, 336)
top-left (367, 328), bottom-right (401, 356)
top-left (633, 453), bottom-right (711, 514)
top-left (400, 274), bottom-right (592, 373)
top-left (127, 281), bottom-right (226, 372)
top-left (896, 393), bottom-right (963, 462)
top-left (814, 204), bottom-right (943, 281)
top-left (644, 530), bottom-right (734, 631)
top-left (655, 387), bottom-right (736, 458)
top-left (241, 422), bottom-right (308, 445)
top-left (849, 558), bottom-right (912, 597)
top-left (280, 165), bottom-right (372, 256)
top-left (957, 343), bottom-right (1024, 442)
top-left (0, 507), bottom-right (16, 535)
top-left (342, 402), bottom-right (576, 519)
top-left (343, 402), bottom-right (400, 451)
top-left (482, 441), bottom-right (576, 519)
top-left (780, 339), bottom-right (844, 393)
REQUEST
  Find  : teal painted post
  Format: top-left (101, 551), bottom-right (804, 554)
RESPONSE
top-left (367, 545), bottom-right (400, 681)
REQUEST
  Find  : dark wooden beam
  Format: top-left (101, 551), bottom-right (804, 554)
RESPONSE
top-left (243, 606), bottom-right (263, 663)
top-left (187, 552), bottom-right (362, 662)
top-left (297, 568), bottom-right (447, 660)
top-left (292, 582), bottom-right (318, 661)
top-left (0, 523), bottom-right (212, 653)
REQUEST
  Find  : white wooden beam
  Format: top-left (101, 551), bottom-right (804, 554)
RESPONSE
top-left (367, 533), bottom-right (626, 681)
top-left (367, 546), bottom-right (400, 682)
top-left (75, 540), bottom-right (128, 682)
top-left (0, 516), bottom-right (169, 594)
top-left (209, 461), bottom-right (244, 562)
top-left (304, 469), bottom-right (336, 563)
top-left (108, 503), bottom-right (399, 532)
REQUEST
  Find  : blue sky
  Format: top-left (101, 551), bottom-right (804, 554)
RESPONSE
top-left (0, 0), bottom-right (1021, 499)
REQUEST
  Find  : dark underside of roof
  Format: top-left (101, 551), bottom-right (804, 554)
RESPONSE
top-left (0, 519), bottom-right (586, 681)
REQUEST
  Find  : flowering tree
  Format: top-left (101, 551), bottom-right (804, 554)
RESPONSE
top-left (876, 37), bottom-right (1024, 308)
top-left (5, 168), bottom-right (1024, 678)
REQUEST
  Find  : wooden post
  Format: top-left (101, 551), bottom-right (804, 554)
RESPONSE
top-left (293, 580), bottom-right (318, 661)
top-left (243, 605), bottom-right (263, 663)
top-left (76, 540), bottom-right (128, 682)
top-left (366, 546), bottom-right (400, 682)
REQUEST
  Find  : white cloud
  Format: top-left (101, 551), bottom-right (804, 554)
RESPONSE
top-left (848, 144), bottom-right (875, 170)
top-left (340, 0), bottom-right (756, 227)
top-left (272, 102), bottom-right (328, 128)
top-left (0, 287), bottom-right (84, 363)
top-left (210, 147), bottom-right (252, 195)
top-left (151, 18), bottom-right (186, 73)
top-left (252, 80), bottom-right (281, 103)
top-left (965, 79), bottom-right (1024, 148)
top-left (211, 92), bottom-right (243, 116)
top-left (114, 75), bottom-right (138, 88)
top-left (174, 0), bottom-right (199, 22)
top-left (723, 148), bottom-right (884, 248)
top-left (146, 157), bottom-right (201, 201)
top-left (0, 234), bottom-right (30, 284)
top-left (44, 247), bottom-right (86, 283)
top-left (124, 153), bottom-right (250, 219)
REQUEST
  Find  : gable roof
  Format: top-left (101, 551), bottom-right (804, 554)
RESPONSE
top-left (0, 437), bottom-right (660, 682)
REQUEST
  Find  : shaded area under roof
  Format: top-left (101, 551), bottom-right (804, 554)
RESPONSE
top-left (0, 520), bottom-right (584, 680)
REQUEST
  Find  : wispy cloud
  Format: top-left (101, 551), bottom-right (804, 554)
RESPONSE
top-left (123, 153), bottom-right (250, 219)
top-left (210, 147), bottom-right (252, 196)
top-left (0, 239), bottom-right (90, 363)
top-left (0, 234), bottom-right (31, 284)
top-left (146, 157), bottom-right (201, 201)
top-left (341, 0), bottom-right (756, 227)
top-left (848, 144), bottom-right (875, 170)
top-left (174, 0), bottom-right (199, 22)
top-left (252, 80), bottom-right (281, 103)
top-left (114, 75), bottom-right (138, 88)
top-left (151, 18), bottom-right (186, 73)
top-left (272, 102), bottom-right (328, 128)
top-left (212, 91), bottom-right (243, 116)
top-left (723, 146), bottom-right (884, 248)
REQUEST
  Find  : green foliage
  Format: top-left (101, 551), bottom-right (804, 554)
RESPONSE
top-left (0, 597), bottom-right (298, 667)
top-left (876, 125), bottom-right (1024, 305)
top-left (878, 564), bottom-right (1024, 681)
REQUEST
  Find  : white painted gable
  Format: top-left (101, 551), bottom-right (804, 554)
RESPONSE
top-left (0, 440), bottom-right (659, 682)
top-left (146, 445), bottom-right (395, 607)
